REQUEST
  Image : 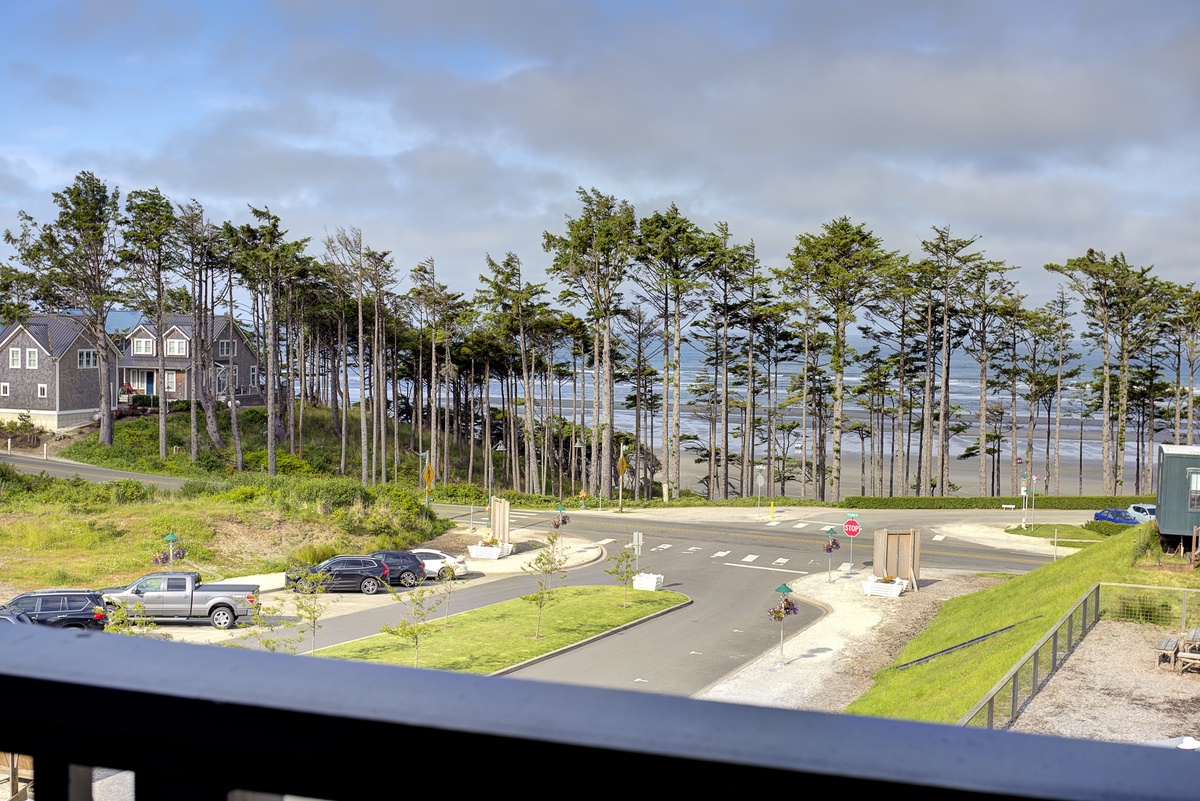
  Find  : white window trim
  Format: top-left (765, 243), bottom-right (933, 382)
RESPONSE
top-left (26, 349), bottom-right (38, 369)
top-left (166, 339), bottom-right (188, 356)
top-left (219, 339), bottom-right (237, 358)
top-left (37, 384), bottom-right (47, 399)
top-left (133, 338), bottom-right (154, 356)
top-left (165, 372), bottom-right (176, 392)
top-left (78, 349), bottom-right (98, 369)
top-left (0, 383), bottom-right (8, 397)
top-left (8, 349), bottom-right (19, 369)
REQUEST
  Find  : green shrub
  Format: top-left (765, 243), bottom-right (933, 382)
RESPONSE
top-left (1084, 520), bottom-right (1131, 537)
top-left (130, 394), bottom-right (159, 407)
top-left (109, 479), bottom-right (155, 504)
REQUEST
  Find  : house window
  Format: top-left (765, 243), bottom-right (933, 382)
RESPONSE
top-left (249, 365), bottom-right (258, 389)
top-left (219, 339), bottom-right (237, 358)
top-left (231, 366), bottom-right (239, 388)
top-left (165, 372), bottom-right (176, 392)
top-left (0, 383), bottom-right (7, 396)
top-left (78, 349), bottom-right (98, 369)
top-left (1190, 469), bottom-right (1200, 512)
top-left (8, 349), bottom-right (19, 368)
top-left (166, 339), bottom-right (188, 357)
top-left (133, 338), bottom-right (154, 356)
top-left (37, 384), bottom-right (47, 399)
top-left (26, 349), bottom-right (38, 369)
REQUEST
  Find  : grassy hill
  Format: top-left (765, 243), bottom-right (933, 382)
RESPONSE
top-left (848, 525), bottom-right (1200, 724)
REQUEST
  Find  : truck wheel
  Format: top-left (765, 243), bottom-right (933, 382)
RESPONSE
top-left (360, 577), bottom-right (381, 595)
top-left (210, 607), bottom-right (236, 630)
top-left (399, 571), bottom-right (417, 587)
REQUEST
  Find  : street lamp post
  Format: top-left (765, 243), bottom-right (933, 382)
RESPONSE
top-left (755, 464), bottom-right (765, 508)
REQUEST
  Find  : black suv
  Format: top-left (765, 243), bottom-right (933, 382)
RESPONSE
top-left (7, 590), bottom-right (107, 631)
top-left (369, 551), bottom-right (427, 587)
top-left (285, 555), bottom-right (391, 594)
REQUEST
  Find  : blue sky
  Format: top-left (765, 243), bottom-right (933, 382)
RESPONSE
top-left (2, 0), bottom-right (1197, 302)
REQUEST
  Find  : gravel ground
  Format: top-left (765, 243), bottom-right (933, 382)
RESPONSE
top-left (1009, 620), bottom-right (1200, 743)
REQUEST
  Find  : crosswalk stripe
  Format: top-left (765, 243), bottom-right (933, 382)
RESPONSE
top-left (772, 558), bottom-right (789, 566)
top-left (712, 550), bottom-right (730, 558)
top-left (792, 522), bottom-right (808, 529)
top-left (742, 554), bottom-right (759, 563)
top-left (766, 521), bottom-right (782, 527)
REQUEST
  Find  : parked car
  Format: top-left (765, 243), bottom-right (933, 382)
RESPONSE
top-left (0, 605), bottom-right (35, 625)
top-left (410, 548), bottom-right (468, 580)
top-left (368, 551), bottom-right (427, 587)
top-left (1094, 508), bottom-right (1139, 525)
top-left (101, 573), bottom-right (259, 630)
top-left (285, 556), bottom-right (390, 594)
top-left (1127, 503), bottom-right (1157, 523)
top-left (7, 589), bottom-right (106, 631)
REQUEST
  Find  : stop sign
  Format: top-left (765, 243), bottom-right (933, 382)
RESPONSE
top-left (843, 519), bottom-right (861, 537)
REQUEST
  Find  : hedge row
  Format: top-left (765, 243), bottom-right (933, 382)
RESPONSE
top-left (839, 494), bottom-right (1154, 510)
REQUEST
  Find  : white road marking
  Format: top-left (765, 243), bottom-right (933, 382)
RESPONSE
top-left (596, 538), bottom-right (616, 545)
top-left (712, 550), bottom-right (731, 557)
top-left (742, 554), bottom-right (759, 562)
top-left (766, 521), bottom-right (782, 527)
top-left (772, 558), bottom-right (789, 566)
top-left (635, 678), bottom-right (649, 682)
top-left (652, 544), bottom-right (673, 551)
top-left (932, 534), bottom-right (945, 541)
top-left (792, 522), bottom-right (808, 529)
top-left (725, 563), bottom-right (808, 575)
top-left (838, 562), bottom-right (853, 571)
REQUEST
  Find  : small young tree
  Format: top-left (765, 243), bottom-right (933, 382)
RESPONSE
top-left (605, 540), bottom-right (637, 608)
top-left (290, 571), bottom-right (337, 656)
top-left (381, 583), bottom-right (443, 667)
top-left (437, 572), bottom-right (469, 624)
top-left (227, 598), bottom-right (303, 655)
top-left (522, 531), bottom-right (568, 639)
top-left (104, 601), bottom-right (170, 640)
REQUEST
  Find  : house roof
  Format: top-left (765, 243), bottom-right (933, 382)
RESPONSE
top-left (122, 313), bottom-right (245, 342)
top-left (0, 314), bottom-right (95, 358)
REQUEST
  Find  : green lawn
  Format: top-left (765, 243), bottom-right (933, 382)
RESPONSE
top-left (1006, 522), bottom-right (1106, 543)
top-left (846, 525), bottom-right (1200, 724)
top-left (319, 586), bottom-right (689, 672)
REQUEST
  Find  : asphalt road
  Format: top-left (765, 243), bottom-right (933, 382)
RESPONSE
top-left (0, 450), bottom-right (189, 490)
top-left (433, 503), bottom-right (1062, 695)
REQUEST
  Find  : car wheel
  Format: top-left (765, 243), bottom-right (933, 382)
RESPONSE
top-left (438, 567), bottom-right (453, 581)
top-left (361, 577), bottom-right (381, 595)
top-left (210, 606), bottom-right (236, 630)
top-left (106, 604), bottom-right (120, 617)
top-left (399, 571), bottom-right (417, 587)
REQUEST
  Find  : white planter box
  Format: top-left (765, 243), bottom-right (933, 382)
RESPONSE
top-left (633, 572), bottom-right (663, 591)
top-left (468, 543), bottom-right (514, 560)
top-left (862, 577), bottom-right (908, 597)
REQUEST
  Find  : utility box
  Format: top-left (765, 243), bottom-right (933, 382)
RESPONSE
top-left (873, 528), bottom-right (921, 587)
top-left (1156, 445), bottom-right (1200, 538)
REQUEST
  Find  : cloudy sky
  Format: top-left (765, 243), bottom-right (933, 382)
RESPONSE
top-left (2, 0), bottom-right (1197, 304)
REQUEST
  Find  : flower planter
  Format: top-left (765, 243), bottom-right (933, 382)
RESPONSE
top-left (467, 543), bottom-right (513, 560)
top-left (632, 572), bottom-right (663, 591)
top-left (862, 577), bottom-right (908, 597)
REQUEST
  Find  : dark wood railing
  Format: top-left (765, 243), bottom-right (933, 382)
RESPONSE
top-left (0, 624), bottom-right (1184, 800)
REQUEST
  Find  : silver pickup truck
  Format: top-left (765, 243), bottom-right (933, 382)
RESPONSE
top-left (101, 572), bottom-right (259, 630)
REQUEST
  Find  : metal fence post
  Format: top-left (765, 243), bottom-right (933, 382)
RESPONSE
top-left (1032, 648), bottom-right (1039, 691)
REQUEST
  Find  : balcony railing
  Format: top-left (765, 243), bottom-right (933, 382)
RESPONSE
top-left (0, 624), bottom-right (1189, 801)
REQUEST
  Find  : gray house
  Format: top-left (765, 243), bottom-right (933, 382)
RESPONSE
top-left (0, 315), bottom-right (120, 430)
top-left (1154, 444), bottom-right (1200, 538)
top-left (117, 314), bottom-right (261, 405)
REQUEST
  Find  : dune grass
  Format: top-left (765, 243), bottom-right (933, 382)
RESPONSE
top-left (846, 525), bottom-right (1200, 724)
top-left (318, 586), bottom-right (688, 673)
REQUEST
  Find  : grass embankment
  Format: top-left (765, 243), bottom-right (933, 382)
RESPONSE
top-left (319, 586), bottom-right (688, 672)
top-left (847, 525), bottom-right (1200, 724)
top-left (1006, 522), bottom-right (1106, 545)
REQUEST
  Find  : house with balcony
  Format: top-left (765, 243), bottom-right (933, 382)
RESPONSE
top-left (116, 313), bottom-right (262, 405)
top-left (0, 314), bottom-right (120, 430)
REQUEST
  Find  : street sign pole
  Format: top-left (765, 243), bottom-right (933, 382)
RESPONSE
top-left (843, 516), bottom-right (861, 567)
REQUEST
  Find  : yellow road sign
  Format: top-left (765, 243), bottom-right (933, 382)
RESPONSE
top-left (423, 464), bottom-right (435, 488)
top-left (618, 454), bottom-right (628, 476)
